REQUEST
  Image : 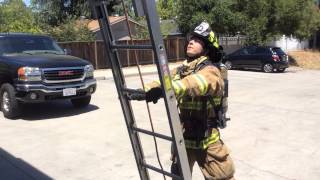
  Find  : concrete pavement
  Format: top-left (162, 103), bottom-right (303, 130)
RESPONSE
top-left (1, 65), bottom-right (319, 180)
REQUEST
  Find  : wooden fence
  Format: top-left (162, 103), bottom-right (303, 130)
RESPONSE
top-left (58, 38), bottom-right (186, 69)
top-left (58, 36), bottom-right (245, 69)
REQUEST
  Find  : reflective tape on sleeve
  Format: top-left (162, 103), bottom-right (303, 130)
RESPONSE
top-left (172, 80), bottom-right (186, 98)
top-left (192, 74), bottom-right (208, 95)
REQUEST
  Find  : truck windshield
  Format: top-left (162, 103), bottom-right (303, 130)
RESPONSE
top-left (0, 36), bottom-right (64, 56)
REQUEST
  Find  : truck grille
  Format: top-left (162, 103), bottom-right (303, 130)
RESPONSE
top-left (42, 67), bottom-right (85, 83)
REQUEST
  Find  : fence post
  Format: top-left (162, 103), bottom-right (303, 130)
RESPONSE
top-left (151, 39), bottom-right (155, 64)
top-left (176, 38), bottom-right (179, 62)
top-left (127, 40), bottom-right (130, 66)
top-left (94, 41), bottom-right (98, 69)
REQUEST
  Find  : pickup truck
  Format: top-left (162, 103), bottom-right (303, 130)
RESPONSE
top-left (0, 33), bottom-right (97, 119)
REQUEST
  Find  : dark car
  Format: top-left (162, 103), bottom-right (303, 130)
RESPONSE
top-left (0, 33), bottom-right (96, 119)
top-left (223, 46), bottom-right (289, 73)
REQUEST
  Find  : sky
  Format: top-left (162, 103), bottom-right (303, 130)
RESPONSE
top-left (23, 0), bottom-right (31, 6)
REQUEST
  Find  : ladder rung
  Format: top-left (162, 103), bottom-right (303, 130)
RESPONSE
top-left (111, 44), bottom-right (153, 50)
top-left (133, 127), bottom-right (173, 141)
top-left (122, 88), bottom-right (145, 101)
top-left (142, 162), bottom-right (183, 180)
top-left (122, 88), bottom-right (144, 94)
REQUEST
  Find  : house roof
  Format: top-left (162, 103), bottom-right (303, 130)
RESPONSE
top-left (88, 16), bottom-right (143, 32)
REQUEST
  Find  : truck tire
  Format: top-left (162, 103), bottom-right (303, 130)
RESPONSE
top-left (262, 63), bottom-right (274, 73)
top-left (71, 96), bottom-right (91, 108)
top-left (0, 83), bottom-right (21, 119)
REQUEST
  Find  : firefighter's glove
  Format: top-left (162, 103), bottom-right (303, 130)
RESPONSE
top-left (128, 89), bottom-right (145, 101)
top-left (146, 87), bottom-right (163, 104)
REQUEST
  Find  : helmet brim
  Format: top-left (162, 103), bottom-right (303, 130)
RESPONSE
top-left (187, 32), bottom-right (209, 45)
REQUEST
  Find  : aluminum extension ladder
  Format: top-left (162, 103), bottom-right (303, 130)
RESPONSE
top-left (89, 0), bottom-right (192, 179)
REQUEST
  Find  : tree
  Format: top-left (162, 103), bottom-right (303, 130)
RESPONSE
top-left (31, 0), bottom-right (91, 27)
top-left (0, 0), bottom-right (41, 33)
top-left (175, 0), bottom-right (320, 45)
top-left (31, 0), bottom-right (124, 27)
top-left (176, 0), bottom-right (243, 35)
top-left (46, 17), bottom-right (95, 42)
top-left (157, 0), bottom-right (176, 20)
top-left (277, 0), bottom-right (320, 40)
top-left (30, 0), bottom-right (123, 41)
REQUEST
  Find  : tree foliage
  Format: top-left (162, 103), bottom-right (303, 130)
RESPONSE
top-left (30, 0), bottom-right (101, 41)
top-left (30, 0), bottom-right (125, 41)
top-left (31, 0), bottom-right (91, 27)
top-left (157, 0), bottom-right (176, 20)
top-left (175, 0), bottom-right (320, 44)
top-left (47, 18), bottom-right (95, 42)
top-left (0, 0), bottom-right (41, 33)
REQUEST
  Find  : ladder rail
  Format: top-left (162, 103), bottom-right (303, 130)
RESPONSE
top-left (90, 1), bottom-right (150, 180)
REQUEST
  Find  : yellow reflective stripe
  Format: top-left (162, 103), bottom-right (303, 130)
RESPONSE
top-left (213, 41), bottom-right (219, 49)
top-left (179, 101), bottom-right (201, 110)
top-left (173, 74), bottom-right (180, 80)
top-left (175, 80), bottom-right (186, 97)
top-left (208, 32), bottom-right (219, 48)
top-left (179, 100), bottom-right (212, 110)
top-left (185, 140), bottom-right (199, 149)
top-left (184, 132), bottom-right (220, 149)
top-left (172, 81), bottom-right (182, 97)
top-left (213, 97), bottom-right (221, 105)
top-left (208, 31), bottom-right (215, 43)
top-left (201, 132), bottom-right (220, 149)
top-left (192, 74), bottom-right (208, 95)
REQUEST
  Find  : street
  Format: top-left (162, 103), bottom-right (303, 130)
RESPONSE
top-left (0, 67), bottom-right (320, 180)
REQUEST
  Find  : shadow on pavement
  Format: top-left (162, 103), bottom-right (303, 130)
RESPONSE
top-left (18, 100), bottom-right (99, 121)
top-left (0, 148), bottom-right (52, 180)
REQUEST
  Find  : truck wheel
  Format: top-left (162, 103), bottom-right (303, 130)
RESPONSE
top-left (71, 96), bottom-right (91, 108)
top-left (262, 63), bottom-right (274, 73)
top-left (0, 83), bottom-right (21, 119)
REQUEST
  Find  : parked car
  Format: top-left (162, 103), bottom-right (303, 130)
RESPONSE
top-left (0, 33), bottom-right (97, 119)
top-left (222, 46), bottom-right (289, 73)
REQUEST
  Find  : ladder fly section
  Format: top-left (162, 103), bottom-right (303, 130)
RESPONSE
top-left (89, 0), bottom-right (191, 179)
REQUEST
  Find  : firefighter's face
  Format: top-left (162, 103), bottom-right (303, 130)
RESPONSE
top-left (186, 37), bottom-right (205, 57)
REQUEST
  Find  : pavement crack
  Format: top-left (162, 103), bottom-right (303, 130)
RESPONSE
top-left (234, 158), bottom-right (297, 180)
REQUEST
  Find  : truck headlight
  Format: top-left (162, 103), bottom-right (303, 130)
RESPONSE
top-left (18, 67), bottom-right (42, 81)
top-left (84, 64), bottom-right (94, 78)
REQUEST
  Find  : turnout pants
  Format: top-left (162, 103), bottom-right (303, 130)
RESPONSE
top-left (171, 140), bottom-right (235, 180)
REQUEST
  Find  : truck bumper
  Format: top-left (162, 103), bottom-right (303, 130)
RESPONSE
top-left (273, 61), bottom-right (289, 69)
top-left (15, 79), bottom-right (97, 103)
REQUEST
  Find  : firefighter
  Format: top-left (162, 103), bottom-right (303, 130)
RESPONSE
top-left (144, 21), bottom-right (235, 180)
